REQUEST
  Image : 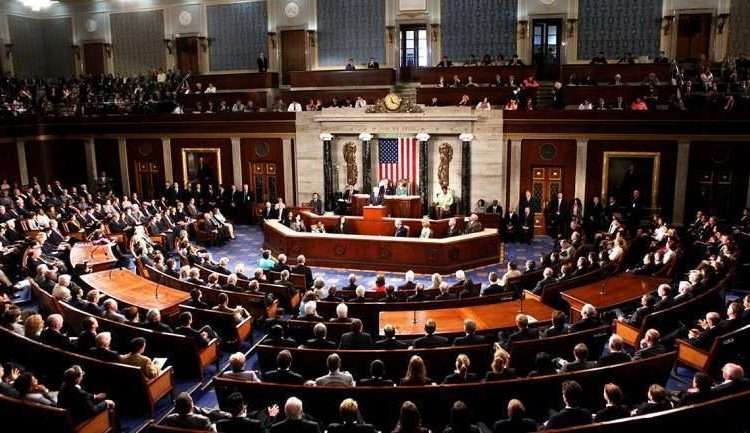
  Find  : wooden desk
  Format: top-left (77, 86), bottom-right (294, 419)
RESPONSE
top-left (378, 297), bottom-right (554, 337)
top-left (190, 72), bottom-right (279, 90)
top-left (263, 220), bottom-right (498, 274)
top-left (559, 63), bottom-right (671, 84)
top-left (409, 65), bottom-right (537, 85)
top-left (178, 91), bottom-right (267, 109)
top-left (560, 85), bottom-right (675, 105)
top-left (69, 242), bottom-right (117, 272)
top-left (562, 274), bottom-right (668, 321)
top-left (289, 69), bottom-right (396, 88)
top-left (416, 86), bottom-right (536, 106)
top-left (351, 195), bottom-right (422, 218)
top-left (80, 269), bottom-right (190, 317)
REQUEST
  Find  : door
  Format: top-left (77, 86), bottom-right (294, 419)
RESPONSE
top-left (83, 43), bottom-right (106, 76)
top-left (532, 19), bottom-right (562, 80)
top-left (280, 30), bottom-right (307, 85)
top-left (176, 37), bottom-right (200, 73)
top-left (531, 166), bottom-right (563, 210)
top-left (134, 161), bottom-right (162, 200)
top-left (676, 14), bottom-right (712, 62)
top-left (251, 162), bottom-right (280, 214)
top-left (399, 25), bottom-right (428, 81)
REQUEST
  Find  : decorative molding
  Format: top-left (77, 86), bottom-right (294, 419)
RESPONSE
top-left (358, 132), bottom-right (374, 141)
top-left (459, 133), bottom-right (474, 142)
top-left (320, 133), bottom-right (334, 141)
top-left (416, 132), bottom-right (431, 142)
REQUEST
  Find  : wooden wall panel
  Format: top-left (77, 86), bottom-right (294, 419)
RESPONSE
top-left (686, 142), bottom-right (750, 220)
top-left (240, 138), bottom-right (284, 204)
top-left (585, 140), bottom-right (677, 216)
top-left (24, 140), bottom-right (87, 187)
top-left (0, 143), bottom-right (20, 186)
top-left (170, 138), bottom-right (233, 187)
top-left (125, 138), bottom-right (164, 198)
top-left (94, 139), bottom-right (121, 193)
top-left (519, 139), bottom-right (577, 211)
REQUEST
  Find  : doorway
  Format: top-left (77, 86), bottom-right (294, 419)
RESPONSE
top-left (176, 37), bottom-right (200, 74)
top-left (134, 160), bottom-right (162, 200)
top-left (531, 166), bottom-right (563, 209)
top-left (400, 25), bottom-right (428, 68)
top-left (280, 30), bottom-right (307, 85)
top-left (676, 13), bottom-right (712, 62)
top-left (532, 19), bottom-right (562, 80)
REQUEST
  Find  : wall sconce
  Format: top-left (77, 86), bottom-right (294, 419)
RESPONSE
top-left (385, 26), bottom-right (395, 45)
top-left (199, 37), bottom-right (209, 52)
top-left (267, 32), bottom-right (277, 50)
top-left (566, 18), bottom-right (577, 38)
top-left (164, 38), bottom-right (174, 54)
top-left (661, 15), bottom-right (675, 35)
top-left (4, 43), bottom-right (13, 59)
top-left (306, 30), bottom-right (316, 48)
top-left (72, 44), bottom-right (80, 61)
top-left (104, 43), bottom-right (112, 57)
top-left (517, 20), bottom-right (528, 39)
top-left (430, 24), bottom-right (439, 43)
top-left (716, 13), bottom-right (730, 34)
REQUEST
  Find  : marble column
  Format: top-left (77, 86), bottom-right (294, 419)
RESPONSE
top-left (359, 132), bottom-right (374, 194)
top-left (84, 137), bottom-right (98, 189)
top-left (118, 138), bottom-right (131, 196)
top-left (282, 138), bottom-right (294, 204)
top-left (673, 140), bottom-right (691, 224)
top-left (231, 137), bottom-right (243, 188)
top-left (509, 139), bottom-right (522, 213)
top-left (459, 133), bottom-right (474, 215)
top-left (16, 140), bottom-right (28, 186)
top-left (416, 132), bottom-right (431, 215)
top-left (575, 138), bottom-right (588, 208)
top-left (321, 133), bottom-right (334, 212)
top-left (161, 137), bottom-right (173, 184)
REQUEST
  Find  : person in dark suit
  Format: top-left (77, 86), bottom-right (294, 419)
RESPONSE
top-left (711, 363), bottom-right (750, 398)
top-left (498, 314), bottom-right (538, 349)
top-left (175, 311), bottom-right (215, 347)
top-left (257, 52), bottom-right (268, 72)
top-left (718, 302), bottom-right (744, 333)
top-left (397, 271), bottom-right (417, 292)
top-left (633, 329), bottom-right (667, 360)
top-left (436, 56), bottom-right (452, 67)
top-left (544, 380), bottom-right (592, 429)
top-left (453, 319), bottom-right (486, 346)
top-left (163, 393), bottom-right (215, 430)
top-left (366, 57), bottom-right (380, 69)
top-left (626, 189), bottom-right (643, 233)
top-left (486, 200), bottom-right (503, 214)
top-left (57, 366), bottom-right (114, 424)
top-left (631, 384), bottom-right (673, 416)
top-left (358, 360), bottom-right (395, 386)
top-left (677, 372), bottom-right (713, 407)
top-left (262, 350), bottom-right (305, 384)
top-left (688, 312), bottom-right (723, 350)
top-left (653, 283), bottom-right (674, 311)
top-left (594, 383), bottom-right (630, 422)
top-left (394, 220), bottom-right (408, 237)
top-left (406, 284), bottom-right (430, 302)
top-left (504, 209), bottom-right (519, 243)
top-left (270, 397), bottom-right (321, 433)
top-left (302, 323), bottom-right (337, 349)
top-left (90, 332), bottom-right (121, 363)
top-left (560, 343), bottom-right (597, 373)
top-left (520, 207), bottom-right (534, 244)
top-left (532, 267), bottom-right (556, 295)
top-left (216, 392), bottom-right (263, 433)
top-left (598, 335), bottom-right (632, 367)
top-left (144, 309), bottom-right (174, 333)
top-left (264, 325), bottom-right (299, 348)
top-left (40, 314), bottom-right (75, 351)
top-left (412, 319), bottom-right (450, 348)
top-left (375, 324), bottom-right (407, 349)
top-left (76, 316), bottom-right (98, 353)
top-left (339, 319), bottom-right (373, 349)
top-left (492, 399), bottom-right (537, 433)
top-left (546, 192), bottom-right (569, 238)
top-left (291, 255), bottom-right (314, 290)
top-left (622, 294), bottom-right (656, 326)
top-left (326, 398), bottom-right (378, 433)
top-left (309, 193), bottom-right (324, 215)
top-left (569, 304), bottom-right (602, 332)
top-left (480, 272), bottom-right (504, 296)
top-left (541, 310), bottom-right (569, 338)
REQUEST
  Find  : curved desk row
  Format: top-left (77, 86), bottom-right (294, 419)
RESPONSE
top-left (263, 220), bottom-right (500, 274)
top-left (69, 242), bottom-right (118, 272)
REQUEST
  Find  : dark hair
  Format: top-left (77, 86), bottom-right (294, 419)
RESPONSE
top-left (508, 262), bottom-right (518, 271)
top-left (370, 359), bottom-right (385, 378)
top-left (174, 392), bottom-right (193, 415)
top-left (178, 311), bottom-right (192, 326)
top-left (449, 401), bottom-right (472, 431)
top-left (573, 343), bottom-right (588, 361)
top-left (81, 316), bottom-right (96, 331)
top-left (277, 350), bottom-right (292, 369)
top-left (604, 383), bottom-right (623, 405)
top-left (395, 401), bottom-right (422, 433)
top-left (552, 310), bottom-right (567, 328)
top-left (562, 380), bottom-right (583, 407)
top-left (327, 353), bottom-right (341, 372)
top-left (130, 337), bottom-right (146, 353)
top-left (13, 373), bottom-right (34, 395)
top-left (225, 392), bottom-right (245, 416)
top-left (693, 372), bottom-right (713, 392)
top-left (269, 324), bottom-right (284, 338)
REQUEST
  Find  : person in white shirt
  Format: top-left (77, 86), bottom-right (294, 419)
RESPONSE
top-left (354, 96), bottom-right (367, 108)
top-left (476, 97), bottom-right (492, 110)
top-left (578, 100), bottom-right (593, 110)
top-left (315, 353), bottom-right (354, 387)
top-left (172, 104), bottom-right (184, 114)
top-left (52, 274), bottom-right (73, 302)
top-left (205, 83), bottom-right (217, 94)
top-left (499, 262), bottom-right (522, 287)
top-left (287, 101), bottom-right (302, 112)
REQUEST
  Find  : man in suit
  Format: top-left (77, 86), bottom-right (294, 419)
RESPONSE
top-left (481, 272), bottom-right (504, 296)
top-left (366, 57), bottom-right (380, 69)
top-left (406, 284), bottom-right (430, 301)
top-left (145, 309), bottom-right (174, 333)
top-left (393, 219), bottom-right (408, 237)
top-left (453, 319), bottom-right (486, 346)
top-left (121, 337), bottom-right (161, 379)
top-left (412, 319), bottom-right (449, 348)
top-left (653, 283), bottom-right (674, 311)
top-left (499, 314), bottom-right (539, 349)
top-left (520, 207), bottom-right (534, 244)
top-left (559, 343), bottom-right (597, 373)
top-left (76, 316), bottom-right (98, 353)
top-left (450, 270), bottom-right (477, 299)
top-left (271, 397), bottom-right (320, 433)
top-left (339, 319), bottom-right (372, 349)
top-left (464, 213), bottom-right (484, 234)
top-left (622, 294), bottom-right (656, 326)
top-left (264, 325), bottom-right (298, 348)
top-left (216, 392), bottom-right (263, 433)
top-left (492, 399), bottom-right (538, 433)
top-left (544, 381), bottom-right (592, 429)
top-left (688, 311), bottom-right (723, 350)
top-left (40, 314), bottom-right (75, 351)
top-left (436, 55), bottom-right (452, 67)
top-left (315, 353), bottom-right (354, 387)
top-left (292, 255), bottom-right (314, 290)
top-left (569, 304), bottom-right (602, 332)
top-left (257, 52), bottom-right (268, 72)
top-left (486, 199), bottom-right (503, 214)
top-left (222, 352), bottom-right (261, 382)
top-left (263, 350), bottom-right (305, 384)
top-left (90, 332), bottom-right (122, 363)
top-left (163, 393), bottom-right (215, 430)
top-left (633, 329), bottom-right (667, 360)
top-left (57, 366), bottom-right (114, 424)
top-left (711, 363), bottom-right (750, 398)
top-left (262, 201), bottom-right (277, 221)
top-left (504, 209), bottom-right (519, 242)
top-left (302, 323), bottom-right (338, 349)
top-left (375, 324), bottom-right (407, 349)
top-left (532, 267), bottom-right (556, 295)
top-left (175, 311), bottom-right (215, 347)
top-left (598, 335), bottom-right (632, 366)
top-left (546, 192), bottom-right (569, 238)
top-left (397, 270), bottom-right (417, 292)
top-left (446, 217), bottom-right (461, 237)
top-left (309, 193), bottom-right (324, 215)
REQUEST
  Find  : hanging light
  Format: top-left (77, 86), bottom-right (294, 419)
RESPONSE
top-left (18, 0), bottom-right (59, 12)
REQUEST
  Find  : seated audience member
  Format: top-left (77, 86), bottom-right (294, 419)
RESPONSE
top-left (631, 384), bottom-right (672, 415)
top-left (532, 267), bottom-right (556, 295)
top-left (407, 284), bottom-right (430, 302)
top-left (633, 329), bottom-right (666, 360)
top-left (393, 401), bottom-right (429, 433)
top-left (398, 269), bottom-right (417, 292)
top-left (339, 318), bottom-right (372, 349)
top-left (590, 51), bottom-right (607, 64)
top-left (688, 311), bottom-right (722, 349)
top-left (444, 400), bottom-right (481, 433)
top-left (677, 372), bottom-right (713, 407)
top-left (499, 262), bottom-right (521, 287)
top-left (264, 324), bottom-right (298, 347)
top-left (270, 397), bottom-right (320, 433)
top-left (621, 294), bottom-right (656, 326)
top-left (400, 355), bottom-right (433, 386)
top-left (359, 360), bottom-right (395, 387)
top-left (91, 332), bottom-right (121, 362)
top-left (262, 350), bottom-right (305, 384)
top-left (598, 335), bottom-right (632, 366)
top-left (570, 304), bottom-right (602, 331)
top-left (215, 392), bottom-right (264, 433)
top-left (412, 319), bottom-right (450, 348)
top-left (222, 352), bottom-right (260, 382)
top-left (163, 392), bottom-right (215, 431)
top-left (453, 319), bottom-right (486, 346)
top-left (492, 399), bottom-right (537, 433)
top-left (653, 283), bottom-right (674, 310)
top-left (711, 363), bottom-right (750, 398)
top-left (145, 309), bottom-right (174, 333)
top-left (76, 316), bottom-right (98, 353)
top-left (719, 302), bottom-right (743, 333)
top-left (13, 372), bottom-right (56, 406)
top-left (302, 323), bottom-right (337, 349)
top-left (594, 383), bottom-right (629, 422)
top-left (528, 352), bottom-right (556, 377)
top-left (499, 314), bottom-right (538, 349)
top-left (443, 354), bottom-right (479, 384)
top-left (40, 314), bottom-right (75, 351)
top-left (452, 270), bottom-right (477, 299)
top-left (544, 380), bottom-right (592, 429)
top-left (376, 324), bottom-right (407, 349)
top-left (58, 365), bottom-right (115, 424)
top-left (484, 353), bottom-right (517, 382)
top-left (542, 311), bottom-right (570, 338)
top-left (175, 311), bottom-right (215, 347)
top-left (559, 343), bottom-right (597, 373)
top-left (327, 398), bottom-right (377, 433)
top-left (300, 301), bottom-right (323, 321)
top-left (345, 58), bottom-right (356, 71)
top-left (315, 353), bottom-right (355, 387)
top-left (102, 299), bottom-right (126, 323)
top-left (481, 272), bottom-right (504, 296)
top-left (121, 337), bottom-right (161, 379)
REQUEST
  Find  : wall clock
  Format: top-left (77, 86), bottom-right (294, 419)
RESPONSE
top-left (284, 1), bottom-right (300, 18)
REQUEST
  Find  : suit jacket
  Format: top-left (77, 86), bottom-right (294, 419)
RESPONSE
top-left (594, 404), bottom-right (630, 422)
top-left (626, 305), bottom-right (654, 326)
top-left (262, 368), bottom-right (305, 384)
top-left (303, 337), bottom-right (337, 349)
top-left (358, 377), bottom-right (395, 387)
top-left (257, 56), bottom-right (269, 72)
top-left (453, 333), bottom-right (486, 346)
top-left (77, 330), bottom-right (97, 352)
top-left (40, 328), bottom-right (75, 351)
top-left (532, 277), bottom-right (554, 295)
top-left (270, 418), bottom-right (321, 433)
top-left (374, 338), bottom-right (407, 349)
top-left (164, 413), bottom-right (214, 430)
top-left (394, 226), bottom-right (408, 237)
top-left (292, 265), bottom-right (314, 289)
top-left (570, 316), bottom-right (603, 332)
top-left (217, 416), bottom-right (263, 433)
top-left (560, 359), bottom-right (597, 373)
top-left (413, 333), bottom-right (449, 348)
top-left (57, 384), bottom-right (108, 424)
top-left (90, 347), bottom-right (121, 363)
top-left (339, 331), bottom-right (373, 349)
top-left (121, 352), bottom-right (160, 378)
top-left (492, 417), bottom-right (537, 433)
top-left (397, 281), bottom-right (416, 292)
top-left (482, 283), bottom-right (505, 296)
top-left (689, 326), bottom-right (723, 350)
top-left (598, 351), bottom-right (631, 367)
top-left (545, 407), bottom-right (592, 430)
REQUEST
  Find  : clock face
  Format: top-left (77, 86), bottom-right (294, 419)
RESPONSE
top-left (178, 11), bottom-right (192, 26)
top-left (285, 1), bottom-right (300, 18)
top-left (384, 93), bottom-right (402, 111)
top-left (85, 18), bottom-right (98, 33)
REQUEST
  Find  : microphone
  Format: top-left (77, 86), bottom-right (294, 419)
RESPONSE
top-left (518, 289), bottom-right (525, 313)
top-left (412, 309), bottom-right (417, 325)
top-left (599, 276), bottom-right (609, 296)
top-left (155, 281), bottom-right (160, 300)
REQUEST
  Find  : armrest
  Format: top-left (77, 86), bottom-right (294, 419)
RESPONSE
top-left (146, 365), bottom-right (175, 403)
top-left (614, 320), bottom-right (640, 347)
top-left (523, 290), bottom-right (541, 302)
top-left (676, 338), bottom-right (710, 371)
top-left (236, 315), bottom-right (253, 342)
top-left (74, 406), bottom-right (114, 433)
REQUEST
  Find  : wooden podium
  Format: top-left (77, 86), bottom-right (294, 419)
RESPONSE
top-left (363, 206), bottom-right (387, 220)
top-left (350, 195), bottom-right (421, 219)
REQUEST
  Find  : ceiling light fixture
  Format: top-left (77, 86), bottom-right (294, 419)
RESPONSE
top-left (18, 0), bottom-right (59, 12)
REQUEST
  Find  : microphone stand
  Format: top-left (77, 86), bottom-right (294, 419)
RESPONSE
top-left (599, 276), bottom-right (609, 296)
top-left (518, 290), bottom-right (525, 313)
top-left (412, 309), bottom-right (417, 325)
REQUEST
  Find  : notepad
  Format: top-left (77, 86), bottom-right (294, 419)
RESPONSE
top-left (153, 358), bottom-right (168, 369)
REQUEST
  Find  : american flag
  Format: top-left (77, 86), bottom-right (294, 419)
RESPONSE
top-left (378, 137), bottom-right (418, 191)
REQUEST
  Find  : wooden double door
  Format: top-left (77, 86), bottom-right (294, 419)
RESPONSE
top-left (280, 30), bottom-right (306, 85)
top-left (531, 166), bottom-right (563, 210)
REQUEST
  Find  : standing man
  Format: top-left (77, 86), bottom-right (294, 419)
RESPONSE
top-left (546, 192), bottom-right (569, 238)
top-left (434, 184), bottom-right (455, 219)
top-left (309, 193), bottom-right (323, 215)
top-left (257, 52), bottom-right (268, 72)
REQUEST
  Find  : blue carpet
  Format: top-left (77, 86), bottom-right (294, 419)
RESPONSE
top-left (205, 225), bottom-right (554, 289)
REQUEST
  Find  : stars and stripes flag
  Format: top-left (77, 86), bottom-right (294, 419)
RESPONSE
top-left (378, 137), bottom-right (418, 191)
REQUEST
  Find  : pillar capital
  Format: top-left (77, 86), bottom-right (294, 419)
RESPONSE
top-left (358, 132), bottom-right (373, 142)
top-left (320, 133), bottom-right (334, 141)
top-left (416, 132), bottom-right (431, 142)
top-left (459, 133), bottom-right (474, 142)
